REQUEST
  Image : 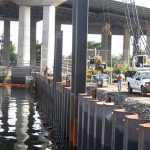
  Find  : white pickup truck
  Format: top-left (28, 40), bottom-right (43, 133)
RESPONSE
top-left (126, 70), bottom-right (150, 96)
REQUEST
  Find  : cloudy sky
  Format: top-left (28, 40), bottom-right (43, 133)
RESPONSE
top-left (115, 0), bottom-right (150, 8)
top-left (0, 0), bottom-right (149, 56)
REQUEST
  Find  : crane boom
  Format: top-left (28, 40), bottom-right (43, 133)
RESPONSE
top-left (122, 0), bottom-right (150, 56)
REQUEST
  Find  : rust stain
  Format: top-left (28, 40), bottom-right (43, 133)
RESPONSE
top-left (0, 83), bottom-right (25, 87)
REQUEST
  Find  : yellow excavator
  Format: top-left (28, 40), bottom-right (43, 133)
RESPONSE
top-left (86, 55), bottom-right (106, 80)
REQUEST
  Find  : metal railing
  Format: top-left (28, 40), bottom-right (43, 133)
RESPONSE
top-left (62, 58), bottom-right (72, 80)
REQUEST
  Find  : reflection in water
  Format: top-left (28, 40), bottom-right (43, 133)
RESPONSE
top-left (0, 86), bottom-right (61, 150)
top-left (14, 97), bottom-right (29, 150)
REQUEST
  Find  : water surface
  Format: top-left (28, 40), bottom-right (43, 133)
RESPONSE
top-left (0, 86), bottom-right (62, 150)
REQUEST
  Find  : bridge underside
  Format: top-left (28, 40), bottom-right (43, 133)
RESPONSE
top-left (0, 0), bottom-right (150, 34)
top-left (0, 0), bottom-right (150, 70)
top-left (0, 2), bottom-right (150, 150)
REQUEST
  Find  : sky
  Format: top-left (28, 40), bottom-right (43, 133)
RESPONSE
top-left (115, 0), bottom-right (150, 8)
top-left (0, 21), bottom-right (125, 57)
top-left (0, 0), bottom-right (150, 56)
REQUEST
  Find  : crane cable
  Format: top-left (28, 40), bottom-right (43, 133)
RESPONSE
top-left (123, 0), bottom-right (139, 53)
top-left (129, 0), bottom-right (141, 54)
top-left (106, 0), bottom-right (112, 35)
top-left (130, 0), bottom-right (150, 55)
top-left (122, 0), bottom-right (150, 56)
top-left (102, 0), bottom-right (112, 35)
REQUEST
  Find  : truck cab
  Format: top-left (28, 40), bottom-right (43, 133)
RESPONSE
top-left (126, 70), bottom-right (150, 96)
top-left (132, 55), bottom-right (150, 68)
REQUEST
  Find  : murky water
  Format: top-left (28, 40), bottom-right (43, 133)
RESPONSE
top-left (0, 86), bottom-right (62, 150)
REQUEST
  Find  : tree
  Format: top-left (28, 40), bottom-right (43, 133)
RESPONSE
top-left (10, 44), bottom-right (17, 63)
top-left (87, 41), bottom-right (101, 58)
top-left (112, 54), bottom-right (124, 66)
top-left (36, 41), bottom-right (42, 65)
top-left (87, 41), bottom-right (101, 50)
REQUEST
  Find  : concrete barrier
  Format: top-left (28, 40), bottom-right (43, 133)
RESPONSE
top-left (138, 123), bottom-right (150, 150)
top-left (123, 114), bottom-right (149, 150)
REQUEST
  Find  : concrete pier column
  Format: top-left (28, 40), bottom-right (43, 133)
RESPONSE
top-left (123, 28), bottom-right (130, 65)
top-left (17, 6), bottom-right (31, 67)
top-left (146, 30), bottom-right (150, 51)
top-left (101, 31), bottom-right (112, 67)
top-left (3, 20), bottom-right (10, 66)
top-left (30, 20), bottom-right (36, 67)
top-left (41, 6), bottom-right (55, 73)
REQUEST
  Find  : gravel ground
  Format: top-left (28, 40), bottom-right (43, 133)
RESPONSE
top-left (87, 82), bottom-right (150, 120)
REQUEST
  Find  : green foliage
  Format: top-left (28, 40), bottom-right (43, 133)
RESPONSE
top-left (87, 41), bottom-right (101, 49)
top-left (105, 66), bottom-right (113, 73)
top-left (87, 41), bottom-right (101, 59)
top-left (10, 44), bottom-right (17, 63)
top-left (113, 67), bottom-right (121, 74)
top-left (36, 41), bottom-right (42, 65)
top-left (112, 54), bottom-right (123, 66)
top-left (113, 65), bottom-right (129, 74)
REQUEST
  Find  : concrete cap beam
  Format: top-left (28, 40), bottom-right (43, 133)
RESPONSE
top-left (12, 0), bottom-right (67, 6)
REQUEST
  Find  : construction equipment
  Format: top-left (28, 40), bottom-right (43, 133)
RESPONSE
top-left (86, 55), bottom-right (106, 80)
top-left (123, 0), bottom-right (150, 68)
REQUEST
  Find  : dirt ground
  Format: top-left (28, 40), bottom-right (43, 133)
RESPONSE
top-left (87, 82), bottom-right (150, 120)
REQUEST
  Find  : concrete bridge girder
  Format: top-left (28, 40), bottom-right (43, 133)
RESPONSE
top-left (11, 0), bottom-right (67, 6)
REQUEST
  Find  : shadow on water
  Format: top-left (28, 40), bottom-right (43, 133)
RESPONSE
top-left (0, 86), bottom-right (64, 150)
